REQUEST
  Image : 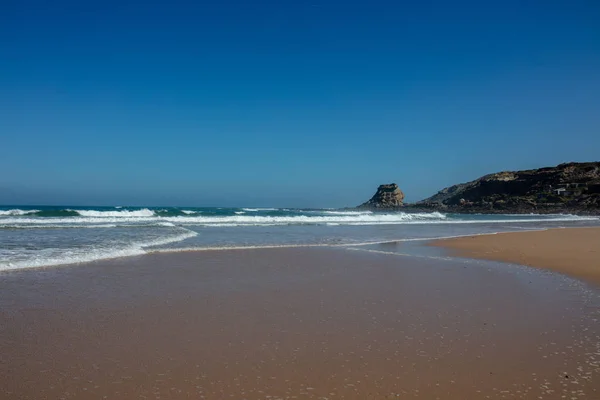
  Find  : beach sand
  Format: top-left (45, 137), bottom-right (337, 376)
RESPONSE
top-left (432, 227), bottom-right (600, 287)
top-left (1, 247), bottom-right (599, 399)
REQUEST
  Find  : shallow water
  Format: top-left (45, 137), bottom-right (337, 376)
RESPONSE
top-left (1, 205), bottom-right (599, 270)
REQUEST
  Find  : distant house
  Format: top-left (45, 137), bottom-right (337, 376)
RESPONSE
top-left (553, 183), bottom-right (588, 196)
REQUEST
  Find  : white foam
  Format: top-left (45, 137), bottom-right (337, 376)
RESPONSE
top-left (241, 208), bottom-right (279, 212)
top-left (319, 210), bottom-right (373, 215)
top-left (141, 228), bottom-right (198, 247)
top-left (201, 222), bottom-right (282, 227)
top-left (75, 208), bottom-right (156, 217)
top-left (0, 224), bottom-right (120, 229)
top-left (0, 209), bottom-right (39, 216)
top-left (157, 222), bottom-right (176, 227)
top-left (0, 247), bottom-right (148, 271)
top-left (0, 211), bottom-right (597, 228)
top-left (181, 210), bottom-right (197, 215)
top-left (149, 242), bottom-right (333, 253)
top-left (161, 211), bottom-right (449, 226)
top-left (0, 216), bottom-right (157, 226)
top-left (0, 228), bottom-right (198, 271)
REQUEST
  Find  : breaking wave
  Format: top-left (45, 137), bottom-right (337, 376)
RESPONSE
top-left (2, 205), bottom-right (598, 271)
top-left (75, 208), bottom-right (156, 217)
top-left (1, 209), bottom-right (597, 229)
top-left (0, 209), bottom-right (40, 216)
top-left (0, 228), bottom-right (198, 271)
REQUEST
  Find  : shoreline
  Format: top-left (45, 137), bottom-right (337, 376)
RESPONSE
top-left (0, 230), bottom-right (550, 273)
top-left (431, 227), bottom-right (600, 287)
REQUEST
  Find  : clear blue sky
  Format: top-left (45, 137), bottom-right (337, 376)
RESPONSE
top-left (2, 0), bottom-right (599, 207)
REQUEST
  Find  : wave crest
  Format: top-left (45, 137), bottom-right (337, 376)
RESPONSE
top-left (75, 208), bottom-right (156, 217)
top-left (0, 209), bottom-right (40, 216)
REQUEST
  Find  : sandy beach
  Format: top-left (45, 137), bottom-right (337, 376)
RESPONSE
top-left (1, 246), bottom-right (599, 399)
top-left (432, 227), bottom-right (600, 287)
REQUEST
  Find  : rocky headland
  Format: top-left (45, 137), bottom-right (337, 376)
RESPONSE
top-left (358, 162), bottom-right (600, 214)
top-left (357, 183), bottom-right (405, 209)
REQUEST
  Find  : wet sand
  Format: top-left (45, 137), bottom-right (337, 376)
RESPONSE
top-left (1, 247), bottom-right (599, 399)
top-left (432, 227), bottom-right (600, 287)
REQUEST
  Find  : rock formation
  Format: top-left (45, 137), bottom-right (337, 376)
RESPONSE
top-left (417, 162), bottom-right (600, 214)
top-left (359, 183), bottom-right (405, 209)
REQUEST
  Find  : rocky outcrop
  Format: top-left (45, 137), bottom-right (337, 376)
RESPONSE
top-left (359, 183), bottom-right (405, 209)
top-left (417, 162), bottom-right (600, 214)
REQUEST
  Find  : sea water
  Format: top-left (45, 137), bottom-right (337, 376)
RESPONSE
top-left (1, 205), bottom-right (599, 270)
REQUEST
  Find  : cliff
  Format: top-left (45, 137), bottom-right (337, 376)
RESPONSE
top-left (417, 162), bottom-right (600, 214)
top-left (358, 183), bottom-right (405, 209)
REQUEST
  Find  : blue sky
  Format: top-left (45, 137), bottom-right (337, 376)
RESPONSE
top-left (1, 0), bottom-right (599, 207)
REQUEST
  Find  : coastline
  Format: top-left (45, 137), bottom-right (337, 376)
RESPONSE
top-left (357, 205), bottom-right (600, 216)
top-left (431, 227), bottom-right (600, 287)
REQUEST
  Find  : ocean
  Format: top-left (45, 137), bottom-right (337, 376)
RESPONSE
top-left (1, 205), bottom-right (599, 271)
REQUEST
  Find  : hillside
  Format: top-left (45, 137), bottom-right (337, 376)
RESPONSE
top-left (416, 162), bottom-right (600, 214)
